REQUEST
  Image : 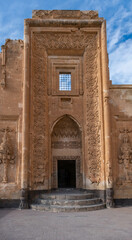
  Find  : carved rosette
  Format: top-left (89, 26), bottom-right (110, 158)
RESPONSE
top-left (31, 31), bottom-right (101, 188)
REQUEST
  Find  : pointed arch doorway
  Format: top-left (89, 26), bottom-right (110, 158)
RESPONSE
top-left (51, 115), bottom-right (82, 189)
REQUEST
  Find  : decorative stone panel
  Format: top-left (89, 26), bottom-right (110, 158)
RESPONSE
top-left (32, 10), bottom-right (99, 19)
top-left (0, 117), bottom-right (19, 184)
top-left (117, 127), bottom-right (132, 185)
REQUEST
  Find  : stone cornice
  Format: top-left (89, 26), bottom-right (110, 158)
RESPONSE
top-left (24, 18), bottom-right (104, 28)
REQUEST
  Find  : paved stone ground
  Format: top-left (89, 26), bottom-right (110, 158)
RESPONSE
top-left (0, 207), bottom-right (132, 240)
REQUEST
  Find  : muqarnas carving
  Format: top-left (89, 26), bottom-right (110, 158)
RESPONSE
top-left (118, 129), bottom-right (132, 184)
top-left (0, 127), bottom-right (15, 183)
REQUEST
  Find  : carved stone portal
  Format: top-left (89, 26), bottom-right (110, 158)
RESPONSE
top-left (31, 29), bottom-right (102, 189)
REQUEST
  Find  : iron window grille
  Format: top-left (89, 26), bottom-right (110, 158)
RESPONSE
top-left (59, 73), bottom-right (71, 91)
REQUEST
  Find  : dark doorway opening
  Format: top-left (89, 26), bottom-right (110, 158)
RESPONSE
top-left (58, 160), bottom-right (76, 188)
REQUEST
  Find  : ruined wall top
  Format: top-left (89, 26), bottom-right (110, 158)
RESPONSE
top-left (32, 10), bottom-right (99, 20)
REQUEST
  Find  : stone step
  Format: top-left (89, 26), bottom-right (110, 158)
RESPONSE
top-left (38, 198), bottom-right (102, 206)
top-left (40, 193), bottom-right (94, 200)
top-left (30, 203), bottom-right (106, 212)
top-left (30, 190), bottom-right (105, 212)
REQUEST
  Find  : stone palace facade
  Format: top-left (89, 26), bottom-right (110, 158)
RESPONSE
top-left (0, 10), bottom-right (132, 208)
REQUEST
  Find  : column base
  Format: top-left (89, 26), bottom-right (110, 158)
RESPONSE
top-left (19, 188), bottom-right (29, 209)
top-left (106, 188), bottom-right (114, 208)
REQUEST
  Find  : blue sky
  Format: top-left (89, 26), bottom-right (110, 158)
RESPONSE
top-left (0, 0), bottom-right (132, 84)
